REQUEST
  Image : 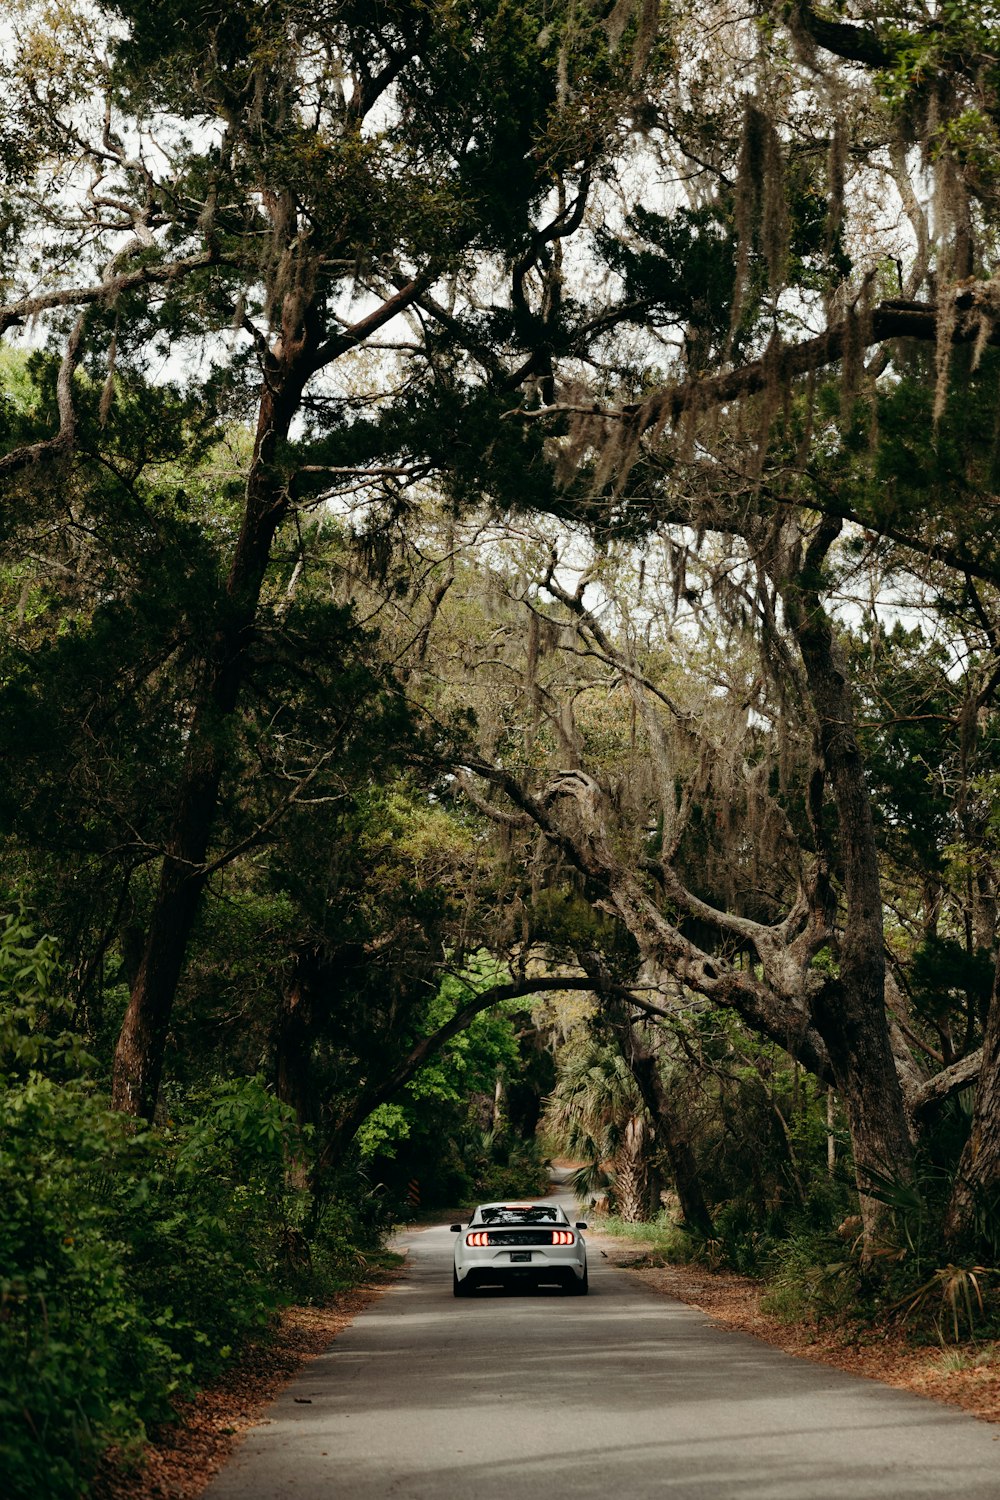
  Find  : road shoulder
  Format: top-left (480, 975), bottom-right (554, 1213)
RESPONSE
top-left (592, 1232), bottom-right (1000, 1427)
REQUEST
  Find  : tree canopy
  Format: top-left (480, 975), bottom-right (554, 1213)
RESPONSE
top-left (7, 0), bottom-right (1000, 1487)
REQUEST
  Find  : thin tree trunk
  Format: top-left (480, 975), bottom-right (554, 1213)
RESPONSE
top-left (619, 1019), bottom-right (714, 1236)
top-left (275, 975), bottom-right (317, 1135)
top-left (111, 342), bottom-right (313, 1117)
top-left (272, 946), bottom-right (327, 1194)
top-left (827, 1088), bottom-right (836, 1175)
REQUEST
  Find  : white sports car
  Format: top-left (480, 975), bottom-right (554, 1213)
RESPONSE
top-left (451, 1201), bottom-right (589, 1296)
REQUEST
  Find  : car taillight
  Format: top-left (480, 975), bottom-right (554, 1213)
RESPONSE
top-left (466, 1231), bottom-right (490, 1246)
top-left (552, 1230), bottom-right (575, 1245)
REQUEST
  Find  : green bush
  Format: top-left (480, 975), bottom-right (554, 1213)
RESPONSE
top-left (0, 1068), bottom-right (307, 1497)
top-left (470, 1134), bottom-right (551, 1200)
top-left (760, 1227), bottom-right (860, 1323)
top-left (0, 913), bottom-right (382, 1499)
top-left (1, 1074), bottom-right (156, 1498)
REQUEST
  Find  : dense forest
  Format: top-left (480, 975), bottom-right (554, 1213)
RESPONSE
top-left (5, 0), bottom-right (1000, 1492)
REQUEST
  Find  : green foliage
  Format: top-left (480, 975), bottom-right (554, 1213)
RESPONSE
top-left (875, 0), bottom-right (1000, 155)
top-left (763, 1225), bottom-right (1000, 1346)
top-left (758, 1152), bottom-right (1000, 1341)
top-left (450, 1128), bottom-right (551, 1202)
top-left (862, 352), bottom-right (1000, 554)
top-left (848, 621), bottom-right (958, 881)
top-left (760, 1227), bottom-right (860, 1324)
top-left (676, 1024), bottom-right (853, 1273)
top-left (356, 1102), bottom-right (412, 1159)
top-left (0, 911), bottom-right (81, 1078)
top-left (0, 1066), bottom-right (303, 1497)
top-left (529, 888), bottom-right (625, 961)
top-left (2, 1074), bottom-right (148, 1498)
top-left (892, 1263), bottom-right (998, 1343)
top-left (358, 956), bottom-right (548, 1207)
top-left (909, 937), bottom-right (993, 1028)
top-left (556, 1011), bottom-right (858, 1280)
top-left (708, 1199), bottom-right (779, 1275)
top-left (414, 960), bottom-right (522, 1102)
top-left (597, 206), bottom-right (738, 358)
top-left (0, 913), bottom-right (383, 1499)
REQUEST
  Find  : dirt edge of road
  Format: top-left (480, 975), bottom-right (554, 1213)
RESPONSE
top-left (92, 1264), bottom-right (405, 1500)
top-left (592, 1233), bottom-right (1000, 1428)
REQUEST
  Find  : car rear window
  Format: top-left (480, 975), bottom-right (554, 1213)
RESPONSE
top-left (478, 1206), bottom-right (565, 1225)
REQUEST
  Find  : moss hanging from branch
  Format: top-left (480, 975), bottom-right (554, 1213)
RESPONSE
top-left (602, 0), bottom-right (662, 78)
top-left (826, 114), bottom-right (847, 251)
top-left (933, 283), bottom-right (959, 427)
top-left (731, 101), bottom-right (790, 339)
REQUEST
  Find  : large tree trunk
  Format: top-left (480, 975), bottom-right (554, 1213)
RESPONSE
top-left (111, 341), bottom-right (313, 1117)
top-left (945, 957), bottom-right (1000, 1245)
top-left (779, 523), bottom-right (914, 1243)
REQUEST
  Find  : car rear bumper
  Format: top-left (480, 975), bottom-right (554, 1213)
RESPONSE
top-left (457, 1258), bottom-right (586, 1289)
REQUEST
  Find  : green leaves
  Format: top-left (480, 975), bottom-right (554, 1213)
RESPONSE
top-left (598, 205), bottom-right (738, 355)
top-left (909, 937), bottom-right (993, 1028)
top-left (0, 1062), bottom-right (313, 1498)
top-left (0, 912), bottom-right (90, 1082)
top-left (0, 915), bottom-right (347, 1498)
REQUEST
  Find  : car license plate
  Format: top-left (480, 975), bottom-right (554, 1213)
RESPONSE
top-left (510, 1251), bottom-right (531, 1262)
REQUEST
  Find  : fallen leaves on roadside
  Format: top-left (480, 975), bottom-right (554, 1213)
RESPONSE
top-left (92, 1269), bottom-right (404, 1500)
top-left (595, 1238), bottom-right (1000, 1426)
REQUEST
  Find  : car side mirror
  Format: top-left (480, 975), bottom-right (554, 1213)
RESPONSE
top-left (450, 1223), bottom-right (463, 1232)
top-left (576, 1221), bottom-right (588, 1230)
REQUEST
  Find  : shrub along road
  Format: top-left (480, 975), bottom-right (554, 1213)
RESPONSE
top-left (203, 1199), bottom-right (1000, 1499)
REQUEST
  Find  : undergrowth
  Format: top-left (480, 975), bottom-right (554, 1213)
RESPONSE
top-left (587, 1210), bottom-right (702, 1265)
top-left (0, 915), bottom-right (390, 1500)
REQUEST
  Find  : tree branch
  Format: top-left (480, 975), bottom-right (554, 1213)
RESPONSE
top-left (0, 312), bottom-right (86, 476)
top-left (0, 249), bottom-right (225, 338)
top-left (317, 973), bottom-right (602, 1171)
top-left (310, 277), bottom-right (425, 369)
top-left (457, 757), bottom-right (834, 1082)
top-left (512, 294), bottom-right (998, 434)
top-left (910, 1047), bottom-right (983, 1122)
top-left (788, 0), bottom-right (893, 68)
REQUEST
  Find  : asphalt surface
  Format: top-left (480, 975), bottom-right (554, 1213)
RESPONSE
top-left (204, 1187), bottom-right (1000, 1500)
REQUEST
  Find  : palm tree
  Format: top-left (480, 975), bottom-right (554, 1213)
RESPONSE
top-left (545, 1037), bottom-right (655, 1223)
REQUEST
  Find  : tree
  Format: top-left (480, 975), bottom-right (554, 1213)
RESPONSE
top-left (364, 507), bottom-right (995, 1246)
top-left (7, 0), bottom-right (1000, 1255)
top-left (545, 1030), bottom-right (657, 1224)
top-left (0, 0), bottom-right (646, 1118)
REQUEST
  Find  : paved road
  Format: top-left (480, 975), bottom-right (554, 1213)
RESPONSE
top-left (206, 1193), bottom-right (1000, 1500)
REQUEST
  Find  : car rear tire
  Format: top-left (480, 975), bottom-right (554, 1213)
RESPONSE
top-left (453, 1267), bottom-right (471, 1298)
top-left (569, 1265), bottom-right (589, 1296)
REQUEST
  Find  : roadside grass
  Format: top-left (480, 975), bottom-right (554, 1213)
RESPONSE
top-left (586, 1210), bottom-right (699, 1265)
top-left (933, 1344), bottom-right (1000, 1374)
